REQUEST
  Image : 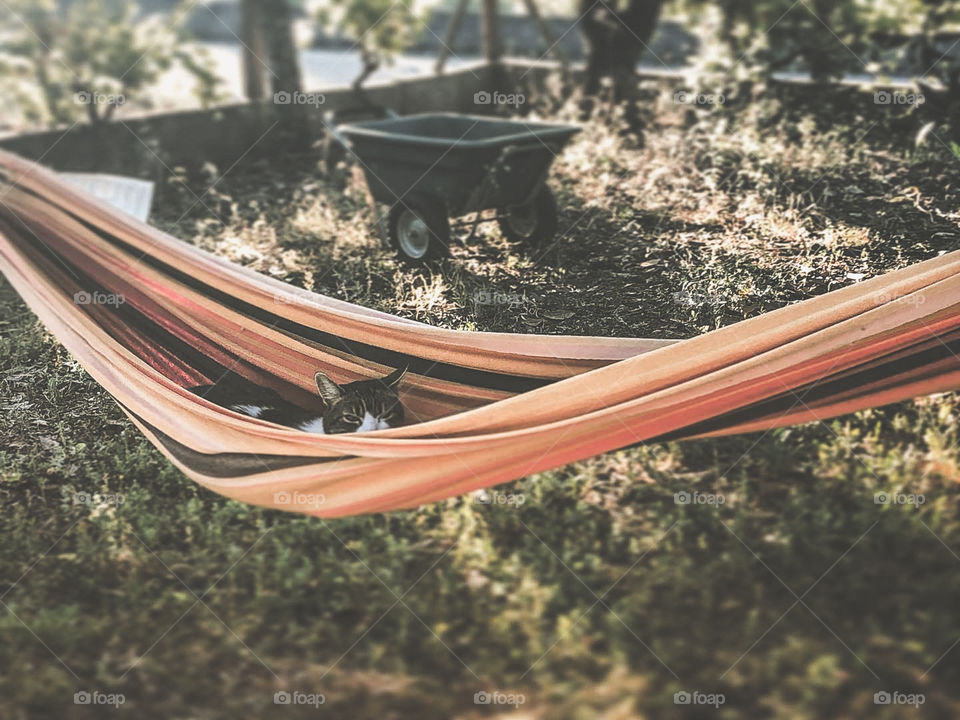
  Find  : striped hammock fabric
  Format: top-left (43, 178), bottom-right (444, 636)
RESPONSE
top-left (1, 149), bottom-right (958, 517)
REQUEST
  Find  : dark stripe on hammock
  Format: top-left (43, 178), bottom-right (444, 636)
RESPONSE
top-left (11, 183), bottom-right (554, 394)
top-left (123, 406), bottom-right (348, 477)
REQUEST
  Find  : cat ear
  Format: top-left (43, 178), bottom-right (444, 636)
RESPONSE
top-left (381, 365), bottom-right (407, 390)
top-left (314, 371), bottom-right (343, 404)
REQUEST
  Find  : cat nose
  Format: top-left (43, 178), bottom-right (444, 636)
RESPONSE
top-left (376, 419), bottom-right (390, 430)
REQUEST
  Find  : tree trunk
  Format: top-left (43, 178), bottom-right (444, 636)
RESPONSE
top-left (481, 0), bottom-right (502, 65)
top-left (579, 0), bottom-right (611, 97)
top-left (522, 0), bottom-right (568, 69)
top-left (436, 0), bottom-right (470, 73)
top-left (579, 0), bottom-right (661, 132)
top-left (241, 0), bottom-right (268, 101)
top-left (261, 0), bottom-right (308, 144)
top-left (580, 0), bottom-right (662, 98)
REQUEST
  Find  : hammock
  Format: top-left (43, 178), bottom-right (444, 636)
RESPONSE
top-left (1, 149), bottom-right (958, 517)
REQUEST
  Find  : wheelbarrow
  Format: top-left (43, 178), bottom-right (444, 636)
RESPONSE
top-left (333, 112), bottom-right (581, 263)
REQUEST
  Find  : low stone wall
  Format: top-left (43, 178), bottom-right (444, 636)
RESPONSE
top-left (0, 59), bottom-right (921, 180)
top-left (0, 64), bottom-right (494, 177)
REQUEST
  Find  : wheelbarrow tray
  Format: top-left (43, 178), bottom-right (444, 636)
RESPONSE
top-left (337, 113), bottom-right (580, 215)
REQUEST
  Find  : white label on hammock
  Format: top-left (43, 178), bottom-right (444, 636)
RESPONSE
top-left (59, 173), bottom-right (155, 223)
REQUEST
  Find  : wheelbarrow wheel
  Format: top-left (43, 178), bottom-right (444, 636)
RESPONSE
top-left (388, 199), bottom-right (450, 264)
top-left (498, 186), bottom-right (559, 246)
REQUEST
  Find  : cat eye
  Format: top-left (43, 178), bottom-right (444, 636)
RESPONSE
top-left (343, 414), bottom-right (362, 424)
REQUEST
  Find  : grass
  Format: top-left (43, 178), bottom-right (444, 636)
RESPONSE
top-left (3, 82), bottom-right (960, 718)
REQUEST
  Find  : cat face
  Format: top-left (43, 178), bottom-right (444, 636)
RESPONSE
top-left (314, 366), bottom-right (406, 434)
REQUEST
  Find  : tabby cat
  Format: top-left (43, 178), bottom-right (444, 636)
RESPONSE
top-left (190, 367), bottom-right (406, 434)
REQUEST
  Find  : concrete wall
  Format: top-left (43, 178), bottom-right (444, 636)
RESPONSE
top-left (0, 64), bottom-right (494, 178)
top-left (0, 58), bottom-right (913, 180)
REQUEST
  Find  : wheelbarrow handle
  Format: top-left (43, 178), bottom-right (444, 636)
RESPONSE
top-left (324, 112), bottom-right (354, 152)
top-left (324, 107), bottom-right (401, 161)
